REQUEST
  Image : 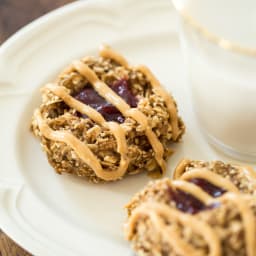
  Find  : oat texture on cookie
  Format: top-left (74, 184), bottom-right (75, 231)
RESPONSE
top-left (125, 160), bottom-right (256, 256)
top-left (31, 45), bottom-right (185, 182)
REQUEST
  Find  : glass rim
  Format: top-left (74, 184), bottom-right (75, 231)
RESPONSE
top-left (172, 0), bottom-right (256, 57)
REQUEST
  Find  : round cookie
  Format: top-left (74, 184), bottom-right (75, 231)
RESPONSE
top-left (125, 160), bottom-right (256, 255)
top-left (126, 193), bottom-right (256, 256)
top-left (31, 45), bottom-right (185, 182)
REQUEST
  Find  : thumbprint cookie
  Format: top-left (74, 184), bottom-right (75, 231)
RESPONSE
top-left (31, 45), bottom-right (185, 182)
top-left (125, 160), bottom-right (256, 255)
top-left (126, 193), bottom-right (256, 256)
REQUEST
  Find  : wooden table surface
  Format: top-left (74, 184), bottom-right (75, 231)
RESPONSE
top-left (0, 1), bottom-right (74, 255)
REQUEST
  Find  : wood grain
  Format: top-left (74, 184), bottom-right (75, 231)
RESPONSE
top-left (0, 1), bottom-right (75, 255)
top-left (0, 232), bottom-right (31, 256)
top-left (0, 0), bottom-right (74, 43)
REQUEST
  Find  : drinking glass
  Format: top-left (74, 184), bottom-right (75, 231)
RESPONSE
top-left (173, 0), bottom-right (256, 162)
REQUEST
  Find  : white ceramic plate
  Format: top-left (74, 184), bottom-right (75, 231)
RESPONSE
top-left (0, 0), bottom-right (254, 255)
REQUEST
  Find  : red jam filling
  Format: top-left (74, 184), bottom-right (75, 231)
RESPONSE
top-left (167, 187), bottom-right (207, 214)
top-left (73, 79), bottom-right (138, 123)
top-left (188, 178), bottom-right (226, 198)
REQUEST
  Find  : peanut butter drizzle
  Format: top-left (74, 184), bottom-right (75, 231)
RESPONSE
top-left (34, 90), bottom-right (129, 181)
top-left (126, 202), bottom-right (221, 256)
top-left (73, 59), bottom-right (166, 172)
top-left (99, 45), bottom-right (129, 68)
top-left (172, 180), bottom-right (212, 204)
top-left (99, 45), bottom-right (180, 140)
top-left (173, 159), bottom-right (191, 179)
top-left (42, 84), bottom-right (105, 124)
top-left (135, 65), bottom-right (180, 140)
top-left (36, 46), bottom-right (181, 179)
top-left (174, 159), bottom-right (256, 193)
top-left (210, 193), bottom-right (256, 256)
top-left (172, 160), bottom-right (256, 254)
top-left (149, 210), bottom-right (200, 256)
top-left (178, 169), bottom-right (240, 193)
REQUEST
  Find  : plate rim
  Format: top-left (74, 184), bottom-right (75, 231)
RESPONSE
top-left (0, 1), bottom-right (117, 255)
top-left (0, 0), bottom-right (179, 255)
